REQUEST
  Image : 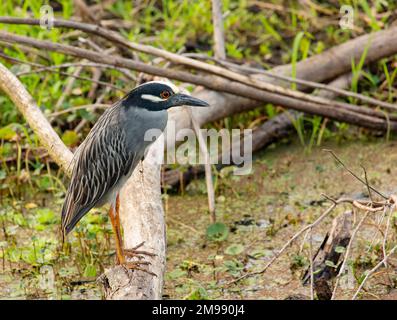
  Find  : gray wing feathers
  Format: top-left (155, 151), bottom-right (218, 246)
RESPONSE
top-left (61, 107), bottom-right (135, 235)
top-left (61, 104), bottom-right (167, 236)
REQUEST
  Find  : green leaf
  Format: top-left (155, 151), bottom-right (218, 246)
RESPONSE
top-left (222, 259), bottom-right (244, 276)
top-left (37, 176), bottom-right (52, 190)
top-left (83, 264), bottom-right (97, 277)
top-left (61, 130), bottom-right (79, 147)
top-left (335, 246), bottom-right (346, 254)
top-left (325, 260), bottom-right (338, 268)
top-left (249, 249), bottom-right (271, 259)
top-left (0, 126), bottom-right (17, 140)
top-left (36, 208), bottom-right (57, 225)
top-left (225, 244), bottom-right (244, 256)
top-left (166, 268), bottom-right (187, 280)
top-left (186, 286), bottom-right (208, 300)
top-left (206, 222), bottom-right (229, 242)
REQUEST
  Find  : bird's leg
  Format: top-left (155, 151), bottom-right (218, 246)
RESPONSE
top-left (114, 194), bottom-right (156, 276)
top-left (115, 193), bottom-right (123, 253)
top-left (108, 204), bottom-right (125, 265)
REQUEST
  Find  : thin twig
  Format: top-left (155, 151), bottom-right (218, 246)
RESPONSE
top-left (324, 149), bottom-right (388, 199)
top-left (184, 53), bottom-right (397, 112)
top-left (187, 107), bottom-right (216, 223)
top-left (0, 51), bottom-right (126, 93)
top-left (352, 201), bottom-right (384, 212)
top-left (361, 165), bottom-right (374, 203)
top-left (55, 61), bottom-right (84, 111)
top-left (352, 244), bottom-right (397, 300)
top-left (331, 211), bottom-right (370, 299)
top-left (226, 197), bottom-right (352, 286)
top-left (47, 104), bottom-right (110, 118)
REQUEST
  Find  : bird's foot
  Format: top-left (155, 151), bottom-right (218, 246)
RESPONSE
top-left (124, 241), bottom-right (156, 258)
top-left (121, 261), bottom-right (157, 276)
top-left (121, 242), bottom-right (157, 276)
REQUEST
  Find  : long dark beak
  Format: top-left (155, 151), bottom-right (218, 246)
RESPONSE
top-left (171, 94), bottom-right (210, 107)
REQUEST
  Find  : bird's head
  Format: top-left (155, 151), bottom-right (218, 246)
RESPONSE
top-left (124, 81), bottom-right (209, 111)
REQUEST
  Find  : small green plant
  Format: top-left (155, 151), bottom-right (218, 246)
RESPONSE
top-left (224, 244), bottom-right (244, 256)
top-left (206, 222), bottom-right (229, 242)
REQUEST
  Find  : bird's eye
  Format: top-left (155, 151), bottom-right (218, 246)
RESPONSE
top-left (160, 90), bottom-right (171, 99)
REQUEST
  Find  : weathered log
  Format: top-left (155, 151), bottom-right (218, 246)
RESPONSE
top-left (302, 211), bottom-right (353, 300)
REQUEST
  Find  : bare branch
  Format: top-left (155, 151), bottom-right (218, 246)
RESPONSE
top-left (352, 244), bottom-right (397, 300)
top-left (1, 18), bottom-right (397, 112)
top-left (1, 31), bottom-right (396, 133)
top-left (0, 61), bottom-right (73, 174)
top-left (185, 54), bottom-right (397, 112)
top-left (211, 0), bottom-right (226, 60)
top-left (324, 149), bottom-right (388, 199)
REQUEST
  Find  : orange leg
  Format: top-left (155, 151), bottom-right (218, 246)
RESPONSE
top-left (110, 194), bottom-right (156, 275)
top-left (115, 194), bottom-right (123, 255)
top-left (109, 200), bottom-right (124, 265)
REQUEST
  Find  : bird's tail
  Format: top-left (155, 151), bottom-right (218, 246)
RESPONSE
top-left (61, 192), bottom-right (94, 237)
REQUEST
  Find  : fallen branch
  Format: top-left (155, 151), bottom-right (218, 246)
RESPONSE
top-left (1, 31), bottom-right (395, 133)
top-left (0, 62), bottom-right (73, 174)
top-left (301, 211), bottom-right (354, 300)
top-left (185, 53), bottom-right (396, 111)
top-left (1, 17), bottom-right (395, 110)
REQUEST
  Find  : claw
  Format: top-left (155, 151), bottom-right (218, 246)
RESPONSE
top-left (124, 241), bottom-right (156, 258)
top-left (131, 241), bottom-right (145, 250)
top-left (122, 262), bottom-right (157, 277)
top-left (124, 249), bottom-right (156, 258)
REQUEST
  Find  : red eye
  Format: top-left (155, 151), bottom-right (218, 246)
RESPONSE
top-left (160, 91), bottom-right (171, 99)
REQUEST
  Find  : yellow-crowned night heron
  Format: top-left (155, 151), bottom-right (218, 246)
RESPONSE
top-left (61, 81), bottom-right (209, 268)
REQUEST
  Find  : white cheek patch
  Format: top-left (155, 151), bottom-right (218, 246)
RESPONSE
top-left (141, 94), bottom-right (164, 103)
